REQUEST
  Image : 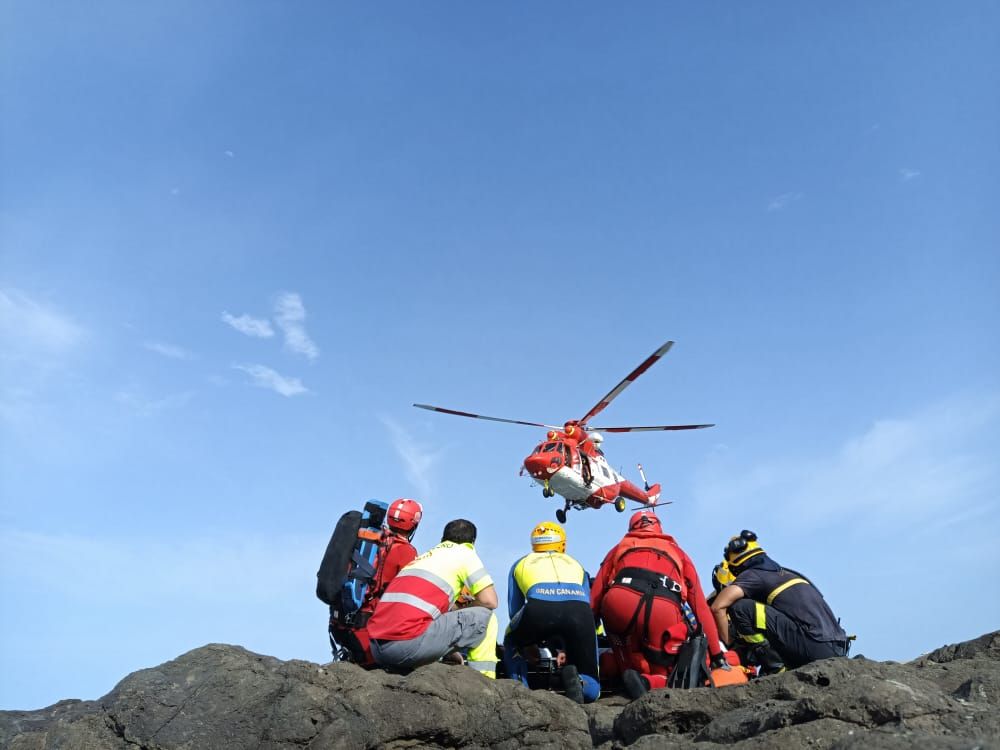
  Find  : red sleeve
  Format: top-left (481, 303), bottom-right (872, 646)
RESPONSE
top-left (590, 546), bottom-right (618, 615)
top-left (680, 549), bottom-right (723, 657)
top-left (382, 541), bottom-right (416, 584)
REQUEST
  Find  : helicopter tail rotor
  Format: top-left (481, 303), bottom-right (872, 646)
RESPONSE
top-left (638, 463), bottom-right (650, 491)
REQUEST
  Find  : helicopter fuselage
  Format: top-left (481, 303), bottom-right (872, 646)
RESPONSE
top-left (523, 430), bottom-right (659, 508)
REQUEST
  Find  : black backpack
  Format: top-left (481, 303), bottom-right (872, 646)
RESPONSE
top-left (316, 500), bottom-right (388, 628)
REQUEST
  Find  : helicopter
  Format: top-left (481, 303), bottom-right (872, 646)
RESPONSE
top-left (414, 340), bottom-right (714, 523)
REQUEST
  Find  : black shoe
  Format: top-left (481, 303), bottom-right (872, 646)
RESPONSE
top-left (623, 669), bottom-right (649, 700)
top-left (749, 644), bottom-right (786, 676)
top-left (561, 665), bottom-right (584, 704)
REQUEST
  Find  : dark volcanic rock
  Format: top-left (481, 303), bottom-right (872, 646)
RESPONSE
top-left (2, 631), bottom-right (999, 749)
top-left (1, 645), bottom-right (591, 749)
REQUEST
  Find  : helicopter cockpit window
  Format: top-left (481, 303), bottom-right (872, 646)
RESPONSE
top-left (533, 444), bottom-right (545, 454)
top-left (543, 442), bottom-right (557, 453)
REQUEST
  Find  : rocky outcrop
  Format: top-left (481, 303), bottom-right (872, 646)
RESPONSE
top-left (2, 631), bottom-right (998, 749)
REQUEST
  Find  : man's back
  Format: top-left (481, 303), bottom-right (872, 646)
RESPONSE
top-left (509, 551), bottom-right (589, 613)
top-left (368, 540), bottom-right (492, 640)
top-left (734, 563), bottom-right (845, 643)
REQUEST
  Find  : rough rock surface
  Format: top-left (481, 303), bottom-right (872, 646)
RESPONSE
top-left (2, 631), bottom-right (998, 749)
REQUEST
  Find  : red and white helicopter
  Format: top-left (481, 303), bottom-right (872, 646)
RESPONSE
top-left (415, 341), bottom-right (714, 522)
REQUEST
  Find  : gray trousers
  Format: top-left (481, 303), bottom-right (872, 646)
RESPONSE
top-left (371, 607), bottom-right (492, 669)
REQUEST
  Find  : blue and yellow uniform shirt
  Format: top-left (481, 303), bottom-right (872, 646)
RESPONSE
top-left (507, 551), bottom-right (591, 616)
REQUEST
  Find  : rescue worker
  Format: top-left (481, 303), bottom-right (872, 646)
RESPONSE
top-left (706, 560), bottom-right (735, 607)
top-left (504, 521), bottom-right (601, 704)
top-left (367, 518), bottom-right (499, 678)
top-left (710, 530), bottom-right (849, 674)
top-left (591, 510), bottom-right (727, 699)
top-left (329, 498), bottom-right (423, 666)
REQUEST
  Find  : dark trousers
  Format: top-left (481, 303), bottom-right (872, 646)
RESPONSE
top-left (729, 598), bottom-right (846, 669)
top-left (506, 599), bottom-right (599, 681)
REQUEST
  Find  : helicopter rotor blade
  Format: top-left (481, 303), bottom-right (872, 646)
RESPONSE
top-left (413, 404), bottom-right (560, 430)
top-left (591, 423), bottom-right (715, 433)
top-left (579, 341), bottom-right (675, 425)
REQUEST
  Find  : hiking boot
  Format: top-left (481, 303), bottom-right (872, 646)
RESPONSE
top-left (749, 644), bottom-right (785, 676)
top-left (561, 665), bottom-right (584, 704)
top-left (441, 651), bottom-right (465, 666)
top-left (623, 669), bottom-right (649, 700)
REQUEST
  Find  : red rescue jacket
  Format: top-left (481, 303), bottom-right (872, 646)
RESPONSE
top-left (591, 528), bottom-right (723, 658)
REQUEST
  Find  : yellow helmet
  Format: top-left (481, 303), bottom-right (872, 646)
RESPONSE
top-left (724, 529), bottom-right (764, 568)
top-left (531, 521), bottom-right (566, 553)
top-left (712, 560), bottom-right (735, 593)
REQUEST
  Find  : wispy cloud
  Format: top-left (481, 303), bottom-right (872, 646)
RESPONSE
top-left (0, 527), bottom-right (330, 708)
top-left (767, 192), bottom-right (803, 212)
top-left (115, 389), bottom-right (195, 417)
top-left (221, 312), bottom-right (274, 338)
top-left (142, 341), bottom-right (192, 360)
top-left (899, 168), bottom-right (921, 181)
top-left (0, 289), bottom-right (86, 356)
top-left (693, 392), bottom-right (1000, 534)
top-left (233, 363), bottom-right (308, 397)
top-left (273, 292), bottom-right (319, 360)
top-left (690, 393), bottom-right (1000, 663)
top-left (381, 416), bottom-right (444, 497)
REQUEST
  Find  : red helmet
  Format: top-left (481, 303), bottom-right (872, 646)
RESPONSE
top-left (387, 498), bottom-right (423, 536)
top-left (629, 510), bottom-right (661, 532)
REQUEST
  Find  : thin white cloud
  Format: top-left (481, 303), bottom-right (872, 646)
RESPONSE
top-left (899, 168), bottom-right (921, 181)
top-left (0, 527), bottom-right (334, 709)
top-left (381, 416), bottom-right (444, 498)
top-left (690, 393), bottom-right (1000, 664)
top-left (0, 289), bottom-right (86, 355)
top-left (221, 312), bottom-right (274, 338)
top-left (142, 341), bottom-right (192, 360)
top-left (767, 192), bottom-right (803, 212)
top-left (115, 389), bottom-right (194, 417)
top-left (693, 392), bottom-right (1000, 534)
top-left (233, 363), bottom-right (308, 397)
top-left (273, 292), bottom-right (319, 360)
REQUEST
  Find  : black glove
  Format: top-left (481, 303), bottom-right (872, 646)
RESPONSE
top-left (710, 653), bottom-right (731, 671)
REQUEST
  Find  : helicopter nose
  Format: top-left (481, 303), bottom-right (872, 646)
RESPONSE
top-left (524, 453), bottom-right (562, 478)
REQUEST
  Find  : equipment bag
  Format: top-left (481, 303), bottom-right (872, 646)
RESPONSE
top-left (667, 634), bottom-right (710, 689)
top-left (316, 500), bottom-right (388, 626)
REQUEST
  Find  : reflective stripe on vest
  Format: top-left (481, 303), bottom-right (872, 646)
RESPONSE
top-left (381, 542), bottom-right (489, 621)
top-left (766, 577), bottom-right (809, 605)
top-left (394, 566), bottom-right (456, 600)
top-left (378, 592), bottom-right (442, 619)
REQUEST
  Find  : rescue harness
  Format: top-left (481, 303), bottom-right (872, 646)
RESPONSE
top-left (610, 544), bottom-right (694, 668)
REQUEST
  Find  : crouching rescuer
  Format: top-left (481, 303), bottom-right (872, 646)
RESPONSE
top-left (592, 510), bottom-right (728, 698)
top-left (504, 521), bottom-right (601, 703)
top-left (367, 519), bottom-right (499, 678)
top-left (711, 530), bottom-right (849, 674)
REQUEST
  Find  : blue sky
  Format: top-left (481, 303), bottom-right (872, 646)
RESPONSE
top-left (2, 1), bottom-right (998, 709)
